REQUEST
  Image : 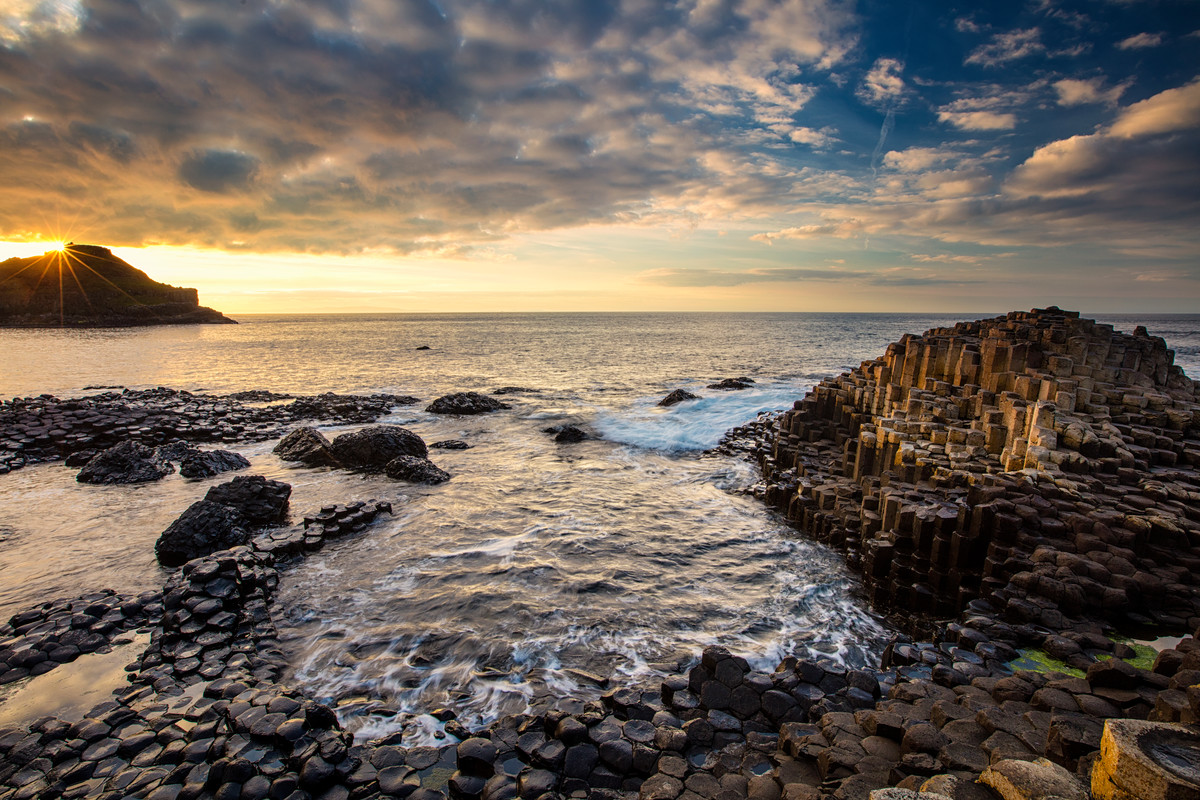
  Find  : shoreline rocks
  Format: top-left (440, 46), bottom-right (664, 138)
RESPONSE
top-left (2, 308), bottom-right (1199, 800)
top-left (426, 392), bottom-right (511, 415)
top-left (1, 388), bottom-right (418, 476)
top-left (658, 389), bottom-right (700, 407)
top-left (155, 476), bottom-right (292, 566)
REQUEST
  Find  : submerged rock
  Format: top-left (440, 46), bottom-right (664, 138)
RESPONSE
top-left (179, 448), bottom-right (251, 479)
top-left (384, 455), bottom-right (451, 484)
top-left (274, 426), bottom-right (339, 467)
top-left (544, 424), bottom-right (588, 443)
top-left (76, 440), bottom-right (174, 484)
top-left (426, 392), bottom-right (511, 415)
top-left (658, 389), bottom-right (700, 407)
top-left (330, 425), bottom-right (428, 470)
top-left (707, 377), bottom-right (755, 390)
top-left (431, 439), bottom-right (470, 450)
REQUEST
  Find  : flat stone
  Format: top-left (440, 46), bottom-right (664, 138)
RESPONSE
top-left (1091, 718), bottom-right (1200, 800)
top-left (979, 757), bottom-right (1087, 800)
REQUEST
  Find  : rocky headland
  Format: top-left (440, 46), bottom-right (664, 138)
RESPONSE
top-left (0, 244), bottom-right (235, 327)
top-left (1, 309), bottom-right (1199, 800)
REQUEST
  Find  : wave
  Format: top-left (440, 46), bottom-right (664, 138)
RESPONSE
top-left (592, 383), bottom-right (802, 451)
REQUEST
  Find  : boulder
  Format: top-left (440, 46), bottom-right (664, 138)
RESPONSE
top-left (426, 392), bottom-right (510, 415)
top-left (155, 500), bottom-right (250, 567)
top-left (329, 425), bottom-right (428, 470)
top-left (658, 389), bottom-right (700, 407)
top-left (384, 455), bottom-right (451, 484)
top-left (204, 475), bottom-right (292, 525)
top-left (707, 377), bottom-right (755, 390)
top-left (980, 757), bottom-right (1087, 800)
top-left (179, 449), bottom-right (251, 479)
top-left (76, 441), bottom-right (174, 484)
top-left (273, 426), bottom-right (338, 467)
top-left (544, 424), bottom-right (588, 443)
top-left (153, 441), bottom-right (198, 462)
top-left (431, 440), bottom-right (470, 450)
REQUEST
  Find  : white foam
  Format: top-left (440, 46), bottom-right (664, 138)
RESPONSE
top-left (593, 384), bottom-right (800, 452)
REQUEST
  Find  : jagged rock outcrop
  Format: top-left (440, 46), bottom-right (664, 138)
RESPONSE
top-left (659, 389), bottom-right (700, 407)
top-left (155, 475), bottom-right (292, 565)
top-left (75, 440), bottom-right (174, 484)
top-left (178, 448), bottom-right (251, 479)
top-left (273, 426), bottom-right (338, 467)
top-left (426, 391), bottom-right (511, 415)
top-left (756, 307), bottom-right (1200, 634)
top-left (329, 424), bottom-right (428, 470)
top-left (384, 454), bottom-right (451, 484)
top-left (0, 243), bottom-right (236, 327)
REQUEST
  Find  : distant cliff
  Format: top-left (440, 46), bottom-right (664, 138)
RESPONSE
top-left (0, 244), bottom-right (235, 327)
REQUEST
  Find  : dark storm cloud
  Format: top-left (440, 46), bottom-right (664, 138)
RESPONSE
top-left (179, 149), bottom-right (260, 193)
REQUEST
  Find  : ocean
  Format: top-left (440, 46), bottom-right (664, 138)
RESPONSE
top-left (1, 311), bottom-right (1196, 741)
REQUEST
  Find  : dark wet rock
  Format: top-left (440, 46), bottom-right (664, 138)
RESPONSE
top-left (457, 738), bottom-right (497, 776)
top-left (543, 425), bottom-right (588, 443)
top-left (426, 392), bottom-right (510, 415)
top-left (76, 441), bottom-right (174, 484)
top-left (205, 475), bottom-right (292, 526)
top-left (385, 455), bottom-right (450, 484)
top-left (706, 378), bottom-right (755, 390)
top-left (330, 425), bottom-right (428, 470)
top-left (273, 427), bottom-right (338, 467)
top-left (179, 449), bottom-right (251, 479)
top-left (156, 501), bottom-right (251, 567)
top-left (657, 389), bottom-right (699, 407)
top-left (492, 387), bottom-right (538, 395)
top-left (431, 440), bottom-right (470, 450)
top-left (416, 345), bottom-right (432, 350)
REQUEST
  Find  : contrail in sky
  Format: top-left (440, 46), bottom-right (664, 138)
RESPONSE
top-left (870, 107), bottom-right (896, 179)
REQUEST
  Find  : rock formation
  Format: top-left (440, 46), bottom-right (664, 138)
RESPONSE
top-left (0, 244), bottom-right (236, 327)
top-left (4, 308), bottom-right (1200, 800)
top-left (756, 307), bottom-right (1199, 635)
top-left (426, 392), bottom-right (511, 415)
top-left (659, 389), bottom-right (700, 407)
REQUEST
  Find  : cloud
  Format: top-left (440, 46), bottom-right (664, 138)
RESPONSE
top-left (965, 28), bottom-right (1045, 67)
top-left (750, 220), bottom-right (864, 243)
top-left (786, 126), bottom-right (837, 148)
top-left (637, 265), bottom-right (977, 288)
top-left (858, 57), bottom-right (906, 106)
top-left (179, 149), bottom-right (260, 193)
top-left (935, 84), bottom-right (1034, 131)
top-left (937, 111), bottom-right (1017, 130)
top-left (1116, 32), bottom-right (1164, 50)
top-left (0, 0), bottom-right (84, 45)
top-left (882, 147), bottom-right (957, 172)
top-left (1053, 77), bottom-right (1128, 107)
top-left (1109, 78), bottom-right (1200, 138)
top-left (0, 0), bottom-right (867, 252)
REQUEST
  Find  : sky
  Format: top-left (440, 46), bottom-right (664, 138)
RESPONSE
top-left (1, 0), bottom-right (1198, 313)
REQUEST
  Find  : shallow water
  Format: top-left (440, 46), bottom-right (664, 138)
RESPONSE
top-left (1, 311), bottom-right (1195, 740)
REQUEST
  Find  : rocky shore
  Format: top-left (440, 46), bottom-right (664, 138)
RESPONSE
top-left (2, 308), bottom-right (1199, 800)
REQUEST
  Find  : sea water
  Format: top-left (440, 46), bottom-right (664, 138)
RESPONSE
top-left (1, 311), bottom-right (1195, 740)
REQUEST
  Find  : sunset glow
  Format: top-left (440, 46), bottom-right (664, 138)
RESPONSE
top-left (1, 1), bottom-right (1197, 312)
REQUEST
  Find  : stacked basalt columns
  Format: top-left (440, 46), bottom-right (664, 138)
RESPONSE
top-left (760, 308), bottom-right (1200, 632)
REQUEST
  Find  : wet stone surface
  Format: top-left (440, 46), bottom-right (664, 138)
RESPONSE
top-left (2, 309), bottom-right (1200, 800)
